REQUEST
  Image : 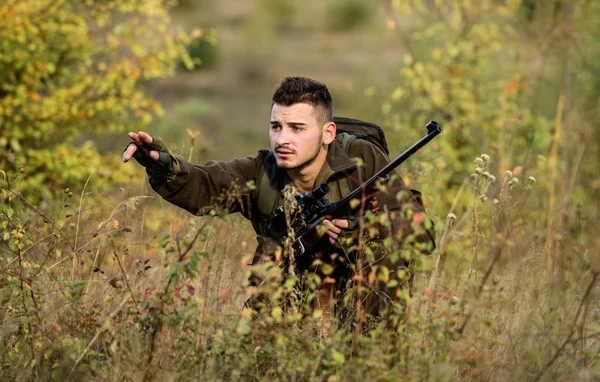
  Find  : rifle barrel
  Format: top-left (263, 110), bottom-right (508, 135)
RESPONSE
top-left (334, 120), bottom-right (443, 210)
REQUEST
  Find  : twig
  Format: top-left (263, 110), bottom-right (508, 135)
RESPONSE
top-left (85, 239), bottom-right (103, 296)
top-left (145, 223), bottom-right (208, 367)
top-left (2, 187), bottom-right (76, 254)
top-left (457, 244), bottom-right (504, 335)
top-left (532, 272), bottom-right (599, 382)
top-left (73, 169), bottom-right (96, 279)
top-left (350, 176), bottom-right (368, 353)
top-left (68, 294), bottom-right (130, 378)
top-left (110, 240), bottom-right (140, 314)
top-left (425, 178), bottom-right (466, 312)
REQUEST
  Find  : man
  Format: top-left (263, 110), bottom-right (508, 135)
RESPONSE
top-left (123, 77), bottom-right (434, 328)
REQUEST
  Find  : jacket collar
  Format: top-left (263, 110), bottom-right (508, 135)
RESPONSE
top-left (314, 138), bottom-right (357, 185)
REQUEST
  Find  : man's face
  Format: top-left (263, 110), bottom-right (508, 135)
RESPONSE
top-left (269, 102), bottom-right (329, 170)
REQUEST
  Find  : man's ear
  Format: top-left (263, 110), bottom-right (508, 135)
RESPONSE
top-left (322, 121), bottom-right (336, 145)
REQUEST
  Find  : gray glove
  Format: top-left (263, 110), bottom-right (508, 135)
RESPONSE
top-left (125, 136), bottom-right (174, 176)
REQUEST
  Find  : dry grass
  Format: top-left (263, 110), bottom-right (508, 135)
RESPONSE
top-left (1, 154), bottom-right (599, 381)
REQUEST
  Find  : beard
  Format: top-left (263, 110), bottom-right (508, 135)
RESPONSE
top-left (276, 132), bottom-right (323, 171)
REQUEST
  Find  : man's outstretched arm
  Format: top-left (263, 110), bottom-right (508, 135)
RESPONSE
top-left (123, 130), bottom-right (263, 217)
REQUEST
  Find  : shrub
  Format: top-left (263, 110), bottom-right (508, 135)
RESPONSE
top-left (0, 1), bottom-right (193, 203)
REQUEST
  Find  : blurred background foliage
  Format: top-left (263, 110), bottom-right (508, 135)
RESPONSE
top-left (3, 0), bottom-right (596, 252)
top-left (1, 0), bottom-right (600, 380)
top-left (0, 0), bottom-right (193, 201)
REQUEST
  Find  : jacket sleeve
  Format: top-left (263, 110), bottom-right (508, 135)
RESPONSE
top-left (148, 152), bottom-right (266, 218)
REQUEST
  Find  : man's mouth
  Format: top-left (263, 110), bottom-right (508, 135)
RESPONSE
top-left (275, 148), bottom-right (294, 159)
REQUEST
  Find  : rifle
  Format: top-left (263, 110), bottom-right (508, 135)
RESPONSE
top-left (272, 120), bottom-right (443, 254)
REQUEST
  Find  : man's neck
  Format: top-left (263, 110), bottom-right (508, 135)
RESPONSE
top-left (287, 148), bottom-right (328, 194)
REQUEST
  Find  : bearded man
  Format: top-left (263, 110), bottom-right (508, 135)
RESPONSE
top-left (123, 76), bottom-right (435, 328)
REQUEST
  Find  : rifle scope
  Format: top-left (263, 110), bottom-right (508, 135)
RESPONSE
top-left (308, 183), bottom-right (329, 200)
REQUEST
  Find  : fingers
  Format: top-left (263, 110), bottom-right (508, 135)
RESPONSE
top-left (122, 144), bottom-right (137, 162)
top-left (332, 219), bottom-right (349, 229)
top-left (366, 197), bottom-right (380, 213)
top-left (127, 131), bottom-right (154, 145)
top-left (124, 131), bottom-right (158, 163)
top-left (138, 131), bottom-right (154, 144)
top-left (322, 219), bottom-right (350, 244)
top-left (128, 131), bottom-right (142, 145)
top-left (371, 199), bottom-right (380, 213)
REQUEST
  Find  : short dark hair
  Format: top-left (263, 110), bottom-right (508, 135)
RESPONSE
top-left (271, 77), bottom-right (334, 125)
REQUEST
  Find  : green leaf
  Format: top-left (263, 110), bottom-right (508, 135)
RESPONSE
top-left (330, 349), bottom-right (345, 364)
top-left (321, 263), bottom-right (334, 275)
top-left (158, 232), bottom-right (171, 248)
top-left (349, 199), bottom-right (361, 209)
top-left (271, 306), bottom-right (283, 323)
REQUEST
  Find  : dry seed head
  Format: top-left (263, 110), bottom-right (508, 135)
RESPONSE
top-left (447, 213), bottom-right (456, 221)
top-left (528, 176), bottom-right (536, 183)
top-left (505, 170), bottom-right (513, 178)
top-left (475, 157), bottom-right (484, 165)
top-left (471, 173), bottom-right (478, 181)
top-left (483, 171), bottom-right (491, 178)
top-left (493, 199), bottom-right (500, 205)
top-left (480, 195), bottom-right (488, 202)
top-left (475, 168), bottom-right (483, 174)
top-left (480, 154), bottom-right (490, 162)
top-left (511, 177), bottom-right (519, 184)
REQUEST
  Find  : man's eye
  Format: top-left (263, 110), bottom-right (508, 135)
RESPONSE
top-left (271, 125), bottom-right (281, 130)
top-left (291, 126), bottom-right (302, 131)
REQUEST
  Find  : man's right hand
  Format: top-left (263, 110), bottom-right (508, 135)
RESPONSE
top-left (123, 131), bottom-right (174, 176)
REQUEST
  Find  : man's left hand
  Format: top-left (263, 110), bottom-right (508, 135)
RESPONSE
top-left (322, 219), bottom-right (349, 244)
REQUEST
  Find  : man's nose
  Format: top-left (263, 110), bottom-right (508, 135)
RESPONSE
top-left (276, 126), bottom-right (291, 145)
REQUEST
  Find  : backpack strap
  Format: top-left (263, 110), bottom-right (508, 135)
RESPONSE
top-left (336, 132), bottom-right (355, 197)
top-left (338, 132), bottom-right (356, 157)
top-left (257, 152), bottom-right (280, 217)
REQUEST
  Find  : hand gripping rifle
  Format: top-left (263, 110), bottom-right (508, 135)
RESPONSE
top-left (272, 121), bottom-right (443, 255)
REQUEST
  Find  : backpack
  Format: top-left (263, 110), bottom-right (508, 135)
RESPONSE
top-left (255, 117), bottom-right (389, 222)
top-left (333, 116), bottom-right (389, 156)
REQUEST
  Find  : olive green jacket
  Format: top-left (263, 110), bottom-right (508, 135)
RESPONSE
top-left (148, 137), bottom-right (434, 262)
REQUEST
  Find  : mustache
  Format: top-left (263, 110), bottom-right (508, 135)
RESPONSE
top-left (274, 145), bottom-right (295, 153)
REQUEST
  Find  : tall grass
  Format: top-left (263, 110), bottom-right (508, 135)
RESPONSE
top-left (1, 151), bottom-right (598, 381)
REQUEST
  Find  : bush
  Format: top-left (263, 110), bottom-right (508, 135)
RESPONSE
top-left (180, 27), bottom-right (219, 71)
top-left (326, 0), bottom-right (373, 32)
top-left (0, 1), bottom-right (192, 203)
